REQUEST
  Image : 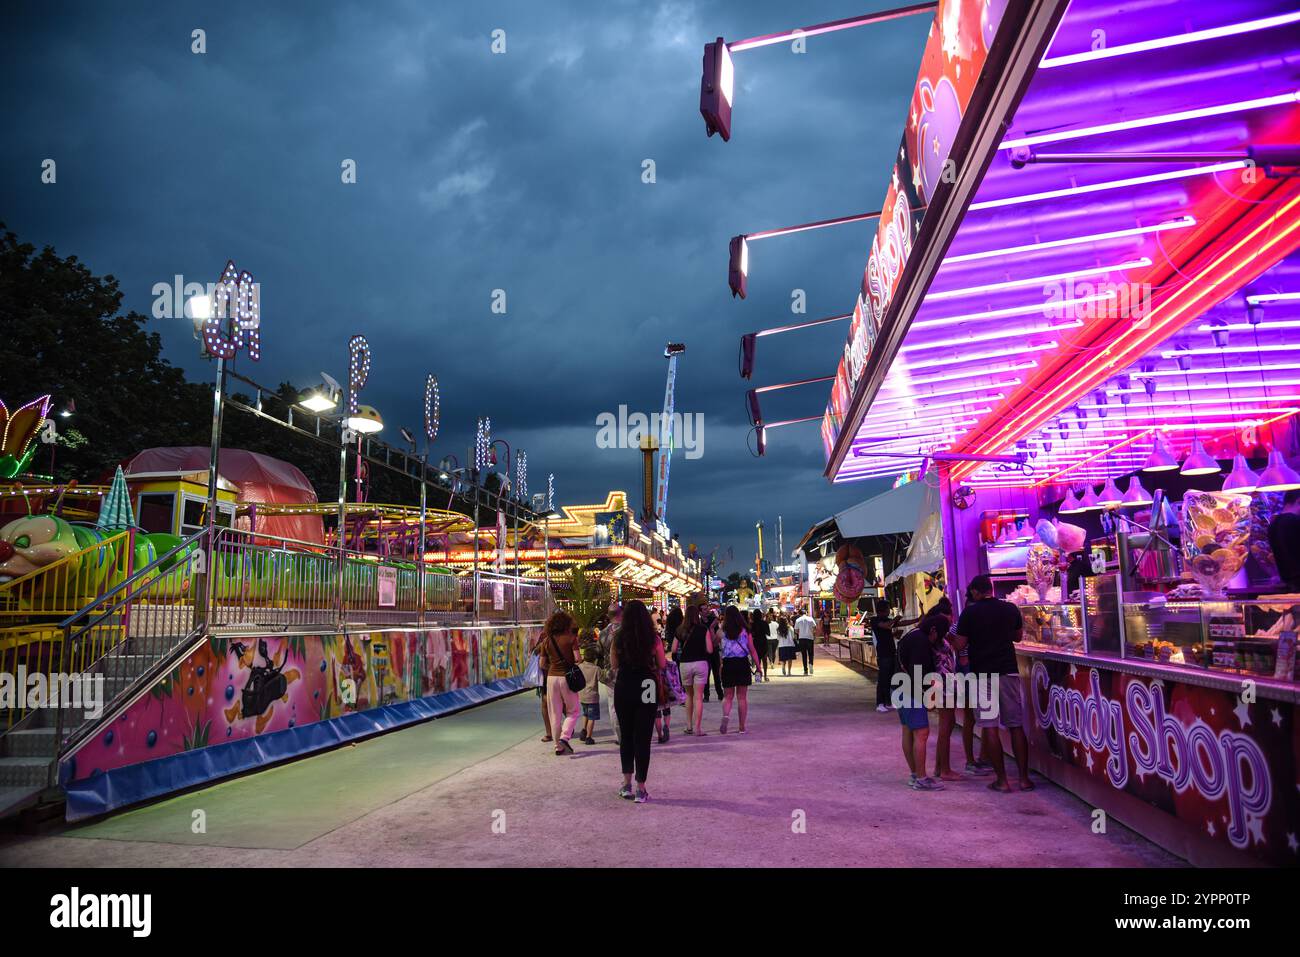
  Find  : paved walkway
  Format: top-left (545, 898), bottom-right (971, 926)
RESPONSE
top-left (0, 653), bottom-right (1181, 867)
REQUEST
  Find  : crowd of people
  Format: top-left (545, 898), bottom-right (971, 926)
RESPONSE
top-left (871, 574), bottom-right (1034, 794)
top-left (532, 578), bottom-right (1035, 802)
top-left (530, 598), bottom-right (800, 803)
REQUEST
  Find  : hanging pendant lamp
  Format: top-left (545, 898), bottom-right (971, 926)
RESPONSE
top-left (1257, 449), bottom-right (1300, 492)
top-left (1180, 438), bottom-right (1220, 476)
top-left (1221, 454), bottom-right (1260, 494)
top-left (1058, 488), bottom-right (1083, 514)
top-left (1096, 476), bottom-right (1124, 507)
top-left (1142, 432), bottom-right (1179, 471)
top-left (1121, 476), bottom-right (1154, 507)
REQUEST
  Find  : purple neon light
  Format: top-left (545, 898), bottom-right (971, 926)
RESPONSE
top-left (900, 322), bottom-right (1081, 353)
top-left (945, 217), bottom-right (1195, 265)
top-left (925, 260), bottom-right (1151, 302)
top-left (912, 297), bottom-right (1110, 331)
top-left (1040, 12), bottom-right (1300, 68)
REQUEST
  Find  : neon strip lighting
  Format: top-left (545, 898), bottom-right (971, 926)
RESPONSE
top-left (1161, 344), bottom-right (1300, 357)
top-left (945, 217), bottom-right (1195, 265)
top-left (902, 322), bottom-right (1081, 352)
top-left (1089, 394), bottom-right (1300, 410)
top-left (1246, 292), bottom-right (1300, 304)
top-left (863, 410), bottom-right (987, 429)
top-left (899, 342), bottom-right (1059, 371)
top-left (1139, 361), bottom-right (1300, 378)
top-left (882, 361), bottom-right (1038, 390)
top-left (877, 381), bottom-right (1020, 403)
top-left (1199, 319), bottom-right (1300, 332)
top-left (1040, 13), bottom-right (1300, 68)
top-left (951, 190), bottom-right (1300, 474)
top-left (969, 163), bottom-right (1246, 211)
top-left (1036, 431), bottom-right (1156, 485)
top-left (1000, 92), bottom-right (1300, 150)
top-left (926, 260), bottom-right (1151, 302)
top-left (1109, 379), bottom-right (1300, 395)
top-left (914, 298), bottom-right (1110, 331)
top-left (871, 394), bottom-right (1005, 413)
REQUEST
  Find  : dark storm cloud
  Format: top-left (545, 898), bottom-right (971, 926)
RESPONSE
top-left (1, 0), bottom-right (929, 567)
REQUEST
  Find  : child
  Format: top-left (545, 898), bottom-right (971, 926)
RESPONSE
top-left (578, 645), bottom-right (602, 745)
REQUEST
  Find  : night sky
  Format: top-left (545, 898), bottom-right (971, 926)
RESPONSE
top-left (2, 1), bottom-right (930, 571)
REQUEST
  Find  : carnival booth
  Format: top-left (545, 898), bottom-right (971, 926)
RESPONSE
top-left (807, 0), bottom-right (1300, 865)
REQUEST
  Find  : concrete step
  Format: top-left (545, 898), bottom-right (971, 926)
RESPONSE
top-left (0, 757), bottom-right (53, 789)
top-left (0, 785), bottom-right (40, 819)
top-left (0, 728), bottom-right (58, 758)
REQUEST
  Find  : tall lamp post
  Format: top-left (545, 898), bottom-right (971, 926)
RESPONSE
top-left (190, 260), bottom-right (260, 627)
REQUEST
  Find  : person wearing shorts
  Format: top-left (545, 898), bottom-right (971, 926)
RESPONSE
top-left (895, 613), bottom-right (948, 791)
top-left (955, 575), bottom-right (1033, 792)
top-left (578, 647), bottom-right (602, 745)
top-left (718, 606), bottom-right (763, 734)
top-left (671, 605), bottom-right (713, 736)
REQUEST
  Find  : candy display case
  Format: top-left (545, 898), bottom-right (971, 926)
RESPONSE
top-left (1120, 596), bottom-right (1300, 682)
top-left (1017, 602), bottom-right (1085, 653)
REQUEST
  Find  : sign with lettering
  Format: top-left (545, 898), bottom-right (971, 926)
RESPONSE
top-left (376, 566), bottom-right (397, 608)
top-left (822, 0), bottom-right (1011, 464)
top-left (1027, 658), bottom-right (1299, 864)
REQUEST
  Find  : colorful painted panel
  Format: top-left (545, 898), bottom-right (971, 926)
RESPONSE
top-left (67, 626), bottom-right (539, 782)
top-left (1026, 657), bottom-right (1299, 865)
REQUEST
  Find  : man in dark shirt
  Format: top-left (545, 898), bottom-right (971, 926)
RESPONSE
top-left (870, 600), bottom-right (897, 712)
top-left (1268, 490), bottom-right (1300, 591)
top-left (894, 614), bottom-right (948, 791)
top-left (954, 575), bottom-right (1033, 792)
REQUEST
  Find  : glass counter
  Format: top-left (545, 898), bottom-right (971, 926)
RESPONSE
top-left (1121, 597), bottom-right (1300, 681)
top-left (1017, 602), bottom-right (1086, 653)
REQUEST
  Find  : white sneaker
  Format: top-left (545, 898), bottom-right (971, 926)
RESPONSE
top-left (875, 704), bottom-right (891, 713)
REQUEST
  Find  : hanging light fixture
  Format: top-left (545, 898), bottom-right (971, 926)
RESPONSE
top-left (1078, 484), bottom-right (1102, 511)
top-left (1256, 449), bottom-right (1300, 491)
top-left (1143, 431), bottom-right (1179, 471)
top-left (1122, 475), bottom-right (1154, 506)
top-left (1096, 476), bottom-right (1125, 507)
top-left (1222, 453), bottom-right (1260, 493)
top-left (1180, 438), bottom-right (1221, 476)
top-left (1058, 488), bottom-right (1083, 514)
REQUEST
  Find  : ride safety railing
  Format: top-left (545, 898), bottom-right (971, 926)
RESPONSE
top-left (205, 527), bottom-right (548, 632)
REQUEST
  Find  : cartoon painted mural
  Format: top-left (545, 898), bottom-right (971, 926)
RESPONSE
top-left (65, 625), bottom-right (538, 783)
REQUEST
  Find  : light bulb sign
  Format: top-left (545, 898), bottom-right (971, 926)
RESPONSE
top-left (424, 374), bottom-right (440, 444)
top-left (515, 449), bottom-right (527, 500)
top-left (201, 260), bottom-right (261, 361)
top-left (347, 335), bottom-right (370, 416)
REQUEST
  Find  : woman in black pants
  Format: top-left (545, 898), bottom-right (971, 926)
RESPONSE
top-left (612, 600), bottom-right (667, 804)
top-left (703, 610), bottom-right (724, 702)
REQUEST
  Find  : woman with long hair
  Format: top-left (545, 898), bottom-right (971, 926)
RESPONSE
top-left (670, 603), bottom-right (713, 736)
top-left (612, 599), bottom-right (668, 802)
top-left (775, 614), bottom-right (797, 676)
top-left (537, 609), bottom-right (581, 755)
top-left (749, 608), bottom-right (771, 682)
top-left (718, 605), bottom-right (764, 734)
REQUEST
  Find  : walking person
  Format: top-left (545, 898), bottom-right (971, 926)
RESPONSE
top-left (612, 600), bottom-right (667, 803)
top-left (577, 645), bottom-right (602, 745)
top-left (775, 615), bottom-right (797, 676)
top-left (896, 612), bottom-right (949, 791)
top-left (718, 605), bottom-right (764, 734)
top-left (749, 609), bottom-right (770, 682)
top-left (530, 630), bottom-right (553, 743)
top-left (704, 608), bottom-right (724, 702)
top-left (537, 610), bottom-right (582, 755)
top-left (795, 608), bottom-right (817, 675)
top-left (671, 604), bottom-right (713, 735)
top-left (953, 575), bottom-right (1034, 792)
top-left (599, 604), bottom-right (623, 745)
top-left (929, 609), bottom-right (963, 781)
top-left (871, 600), bottom-right (897, 713)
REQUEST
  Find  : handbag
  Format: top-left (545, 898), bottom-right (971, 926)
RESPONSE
top-left (550, 633), bottom-right (586, 693)
top-left (658, 661), bottom-right (684, 706)
top-left (522, 652), bottom-right (542, 688)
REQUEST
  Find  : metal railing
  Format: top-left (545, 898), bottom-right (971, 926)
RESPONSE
top-left (206, 527), bottom-right (547, 632)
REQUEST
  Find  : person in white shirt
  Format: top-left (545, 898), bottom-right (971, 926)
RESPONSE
top-left (794, 611), bottom-right (817, 675)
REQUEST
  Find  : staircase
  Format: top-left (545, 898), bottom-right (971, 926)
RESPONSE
top-left (0, 532), bottom-right (205, 819)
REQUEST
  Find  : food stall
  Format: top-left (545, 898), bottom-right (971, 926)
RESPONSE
top-left (803, 0), bottom-right (1300, 864)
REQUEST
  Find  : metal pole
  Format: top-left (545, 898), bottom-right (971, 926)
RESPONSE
top-left (197, 354), bottom-right (226, 629)
top-left (418, 451), bottom-right (427, 629)
top-left (336, 425), bottom-right (348, 628)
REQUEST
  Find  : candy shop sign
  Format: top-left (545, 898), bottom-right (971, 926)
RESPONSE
top-left (1029, 662), bottom-right (1270, 850)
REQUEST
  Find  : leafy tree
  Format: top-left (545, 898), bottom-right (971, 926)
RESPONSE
top-left (0, 224), bottom-right (210, 481)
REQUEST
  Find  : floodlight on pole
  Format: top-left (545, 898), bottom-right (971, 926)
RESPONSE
top-left (700, 3), bottom-right (938, 141)
top-left (729, 210), bottom-right (881, 296)
top-left (740, 312), bottom-right (852, 378)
